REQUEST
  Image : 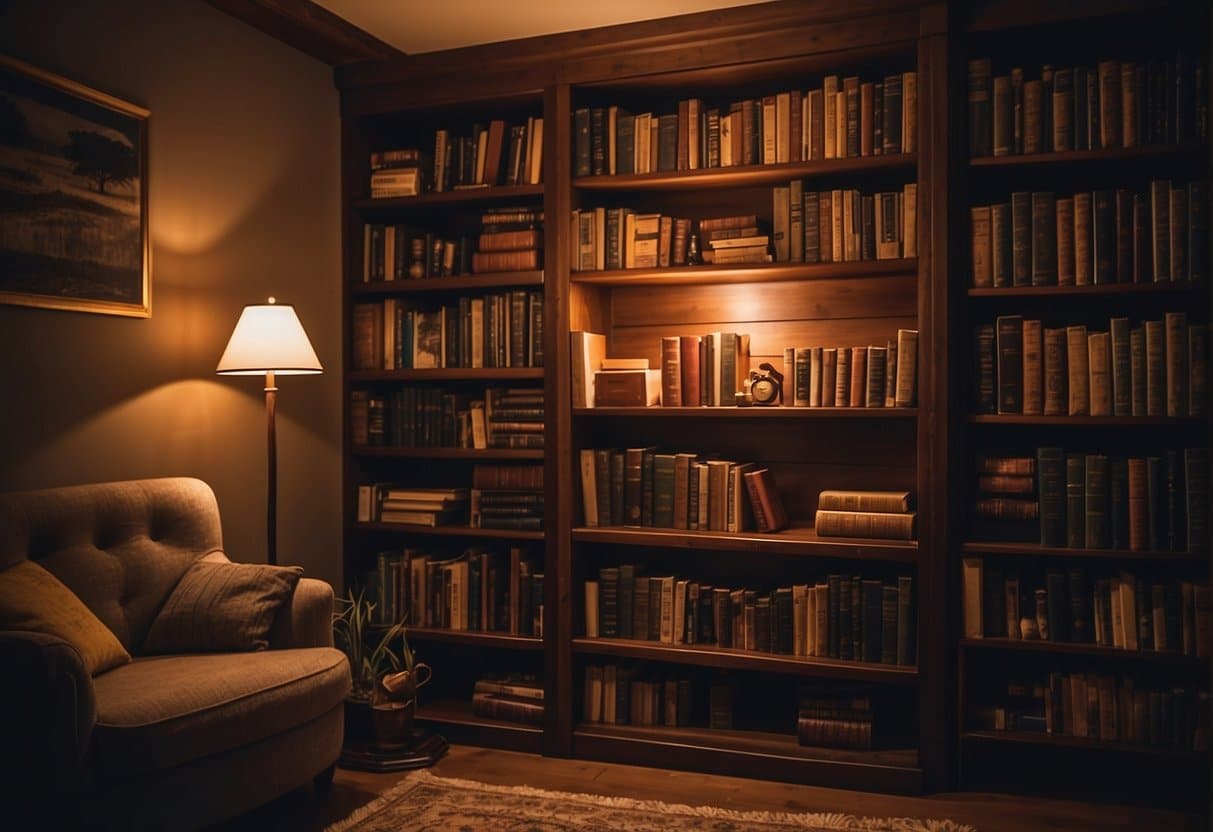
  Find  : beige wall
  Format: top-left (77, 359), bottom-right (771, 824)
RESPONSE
top-left (0, 0), bottom-right (344, 587)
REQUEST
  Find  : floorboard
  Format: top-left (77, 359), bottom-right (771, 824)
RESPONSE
top-left (212, 743), bottom-right (1204, 831)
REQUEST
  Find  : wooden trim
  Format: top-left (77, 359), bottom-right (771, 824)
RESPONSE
top-left (350, 272), bottom-right (545, 296)
top-left (354, 184), bottom-right (545, 210)
top-left (352, 522), bottom-right (544, 541)
top-left (405, 628), bottom-right (543, 651)
top-left (963, 730), bottom-right (1207, 761)
top-left (570, 259), bottom-right (916, 288)
top-left (959, 638), bottom-right (1209, 667)
top-left (968, 415), bottom-right (1207, 426)
top-left (968, 143), bottom-right (1206, 167)
top-left (961, 541), bottom-right (1206, 561)
top-left (571, 524), bottom-right (918, 563)
top-left (350, 446), bottom-right (545, 461)
top-left (572, 407), bottom-right (917, 420)
top-left (417, 699), bottom-right (543, 754)
top-left (967, 282), bottom-right (1204, 298)
top-left (574, 154), bottom-right (915, 191)
top-left (349, 368), bottom-right (545, 382)
top-left (205, 0), bottom-right (399, 65)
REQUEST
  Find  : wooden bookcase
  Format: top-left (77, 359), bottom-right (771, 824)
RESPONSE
top-left (335, 0), bottom-right (1208, 802)
top-left (952, 0), bottom-right (1211, 807)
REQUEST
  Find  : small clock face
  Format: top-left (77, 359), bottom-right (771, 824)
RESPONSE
top-left (752, 378), bottom-right (778, 404)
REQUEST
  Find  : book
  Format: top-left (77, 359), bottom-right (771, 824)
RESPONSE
top-left (814, 510), bottom-right (915, 540)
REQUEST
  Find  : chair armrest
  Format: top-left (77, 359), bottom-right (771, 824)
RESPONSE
top-left (0, 630), bottom-right (96, 809)
top-left (269, 577), bottom-right (335, 649)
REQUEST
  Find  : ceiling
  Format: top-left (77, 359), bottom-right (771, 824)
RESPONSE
top-left (309, 0), bottom-right (771, 55)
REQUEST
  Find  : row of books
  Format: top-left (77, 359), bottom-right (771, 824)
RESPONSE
top-left (356, 485), bottom-right (469, 527)
top-left (585, 566), bottom-right (916, 665)
top-left (780, 331), bottom-right (919, 409)
top-left (573, 72), bottom-right (917, 177)
top-left (369, 545), bottom-right (543, 635)
top-left (962, 559), bottom-right (1210, 656)
top-left (470, 675), bottom-right (545, 726)
top-left (576, 447), bottom-right (788, 533)
top-left (975, 314), bottom-right (1208, 418)
top-left (351, 290), bottom-right (544, 371)
top-left (968, 181), bottom-right (1207, 288)
top-left (968, 674), bottom-right (1208, 752)
top-left (772, 183), bottom-right (918, 264)
top-left (973, 448), bottom-right (1208, 551)
top-left (967, 53), bottom-right (1208, 157)
top-left (583, 664), bottom-right (693, 728)
top-left (350, 386), bottom-right (544, 451)
top-left (571, 330), bottom-right (755, 409)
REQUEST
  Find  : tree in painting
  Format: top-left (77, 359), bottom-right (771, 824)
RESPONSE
top-left (64, 129), bottom-right (137, 194)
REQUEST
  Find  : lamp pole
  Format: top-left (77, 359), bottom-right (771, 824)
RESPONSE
top-left (265, 369), bottom-right (278, 565)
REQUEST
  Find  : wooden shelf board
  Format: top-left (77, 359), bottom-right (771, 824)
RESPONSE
top-left (573, 637), bottom-right (917, 683)
top-left (572, 523), bottom-right (917, 562)
top-left (570, 258), bottom-right (916, 287)
top-left (969, 144), bottom-right (1206, 168)
top-left (350, 271), bottom-right (544, 294)
top-left (962, 730), bottom-right (1206, 761)
top-left (969, 414), bottom-right (1206, 426)
top-left (573, 154), bottom-right (915, 191)
top-left (959, 637), bottom-right (1208, 666)
top-left (574, 406), bottom-right (917, 419)
top-left (404, 627), bottom-right (543, 650)
top-left (352, 446), bottom-right (544, 460)
top-left (354, 521), bottom-right (544, 541)
top-left (573, 724), bottom-right (922, 793)
top-left (968, 281), bottom-right (1205, 298)
top-left (961, 541), bottom-right (1208, 561)
top-left (349, 368), bottom-right (545, 382)
top-left (354, 184), bottom-right (544, 210)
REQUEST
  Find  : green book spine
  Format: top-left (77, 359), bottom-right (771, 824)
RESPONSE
top-left (652, 453), bottom-right (677, 529)
top-left (1038, 446), bottom-right (1066, 546)
top-left (1066, 453), bottom-right (1085, 548)
top-left (1084, 454), bottom-right (1109, 549)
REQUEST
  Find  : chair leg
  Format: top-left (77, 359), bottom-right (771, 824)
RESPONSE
top-left (314, 763), bottom-right (336, 792)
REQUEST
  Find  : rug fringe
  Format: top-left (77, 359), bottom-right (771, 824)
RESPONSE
top-left (323, 769), bottom-right (975, 832)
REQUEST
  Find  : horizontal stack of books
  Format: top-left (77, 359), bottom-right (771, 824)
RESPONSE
top-left (798, 691), bottom-right (876, 750)
top-left (470, 464), bottom-right (544, 532)
top-left (471, 675), bottom-right (545, 726)
top-left (356, 484), bottom-right (468, 527)
top-left (813, 489), bottom-right (916, 541)
top-left (472, 206), bottom-right (543, 274)
top-left (368, 148), bottom-right (431, 198)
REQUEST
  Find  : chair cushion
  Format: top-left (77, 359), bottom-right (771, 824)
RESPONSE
top-left (0, 560), bottom-right (131, 675)
top-left (90, 648), bottom-right (349, 778)
top-left (142, 558), bottom-right (303, 654)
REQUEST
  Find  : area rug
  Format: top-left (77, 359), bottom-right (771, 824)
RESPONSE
top-left (324, 769), bottom-right (975, 831)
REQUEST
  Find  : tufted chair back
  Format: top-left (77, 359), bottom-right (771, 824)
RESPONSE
top-left (0, 478), bottom-right (224, 655)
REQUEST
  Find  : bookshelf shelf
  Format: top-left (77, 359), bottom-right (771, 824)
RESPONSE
top-left (352, 446), bottom-right (545, 461)
top-left (405, 627), bottom-right (544, 651)
top-left (968, 144), bottom-right (1206, 169)
top-left (967, 282), bottom-right (1205, 298)
top-left (961, 541), bottom-right (1207, 562)
top-left (354, 183), bottom-right (545, 211)
top-left (573, 723), bottom-right (922, 793)
top-left (574, 406), bottom-right (917, 419)
top-left (349, 368), bottom-right (545, 383)
top-left (572, 637), bottom-right (918, 683)
top-left (962, 730), bottom-right (1206, 762)
top-left (959, 638), bottom-right (1208, 667)
top-left (350, 271), bottom-right (545, 295)
top-left (572, 524), bottom-right (918, 562)
top-left (569, 258), bottom-right (916, 287)
top-left (417, 698), bottom-right (543, 754)
top-left (968, 415), bottom-right (1207, 426)
top-left (573, 153), bottom-right (916, 192)
top-left (353, 521), bottom-right (545, 541)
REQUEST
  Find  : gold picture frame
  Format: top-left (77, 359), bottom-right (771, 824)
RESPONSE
top-left (0, 55), bottom-right (150, 317)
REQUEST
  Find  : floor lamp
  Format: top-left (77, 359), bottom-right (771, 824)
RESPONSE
top-left (217, 297), bottom-right (322, 565)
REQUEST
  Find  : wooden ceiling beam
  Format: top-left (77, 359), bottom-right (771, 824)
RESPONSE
top-left (206, 0), bottom-right (401, 66)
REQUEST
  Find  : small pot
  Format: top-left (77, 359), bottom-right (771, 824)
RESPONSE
top-left (369, 663), bottom-right (432, 750)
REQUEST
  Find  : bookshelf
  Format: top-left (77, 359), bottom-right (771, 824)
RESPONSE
top-left (334, 0), bottom-right (1206, 805)
top-left (954, 0), bottom-right (1210, 807)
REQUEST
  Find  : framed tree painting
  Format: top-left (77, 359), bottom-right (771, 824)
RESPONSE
top-left (0, 56), bottom-right (150, 317)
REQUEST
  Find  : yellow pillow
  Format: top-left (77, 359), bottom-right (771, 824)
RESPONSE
top-left (0, 560), bottom-right (131, 676)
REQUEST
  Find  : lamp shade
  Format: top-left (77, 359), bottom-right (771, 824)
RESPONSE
top-left (216, 300), bottom-right (323, 375)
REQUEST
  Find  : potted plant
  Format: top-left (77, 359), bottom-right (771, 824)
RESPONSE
top-left (332, 588), bottom-right (430, 750)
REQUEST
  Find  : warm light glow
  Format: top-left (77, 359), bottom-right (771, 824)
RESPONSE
top-left (216, 301), bottom-right (323, 375)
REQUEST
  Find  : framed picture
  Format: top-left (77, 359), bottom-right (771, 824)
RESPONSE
top-left (0, 56), bottom-right (150, 317)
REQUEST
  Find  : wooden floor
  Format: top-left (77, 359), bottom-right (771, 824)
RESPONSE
top-left (216, 744), bottom-right (1205, 831)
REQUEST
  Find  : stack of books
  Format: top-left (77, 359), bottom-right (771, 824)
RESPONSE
top-left (357, 484), bottom-right (468, 527)
top-left (470, 464), bottom-right (544, 531)
top-left (700, 215), bottom-right (771, 264)
top-left (470, 675), bottom-right (545, 726)
top-left (798, 691), bottom-right (876, 750)
top-left (472, 206), bottom-right (543, 274)
top-left (476, 387), bottom-right (544, 449)
top-left (813, 489), bottom-right (916, 540)
top-left (973, 455), bottom-right (1039, 542)
top-left (369, 148), bottom-right (431, 198)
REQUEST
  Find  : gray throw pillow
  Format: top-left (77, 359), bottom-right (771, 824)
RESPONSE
top-left (143, 558), bottom-right (303, 653)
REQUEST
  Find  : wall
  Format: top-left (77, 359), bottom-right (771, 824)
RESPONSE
top-left (0, 0), bottom-right (344, 587)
